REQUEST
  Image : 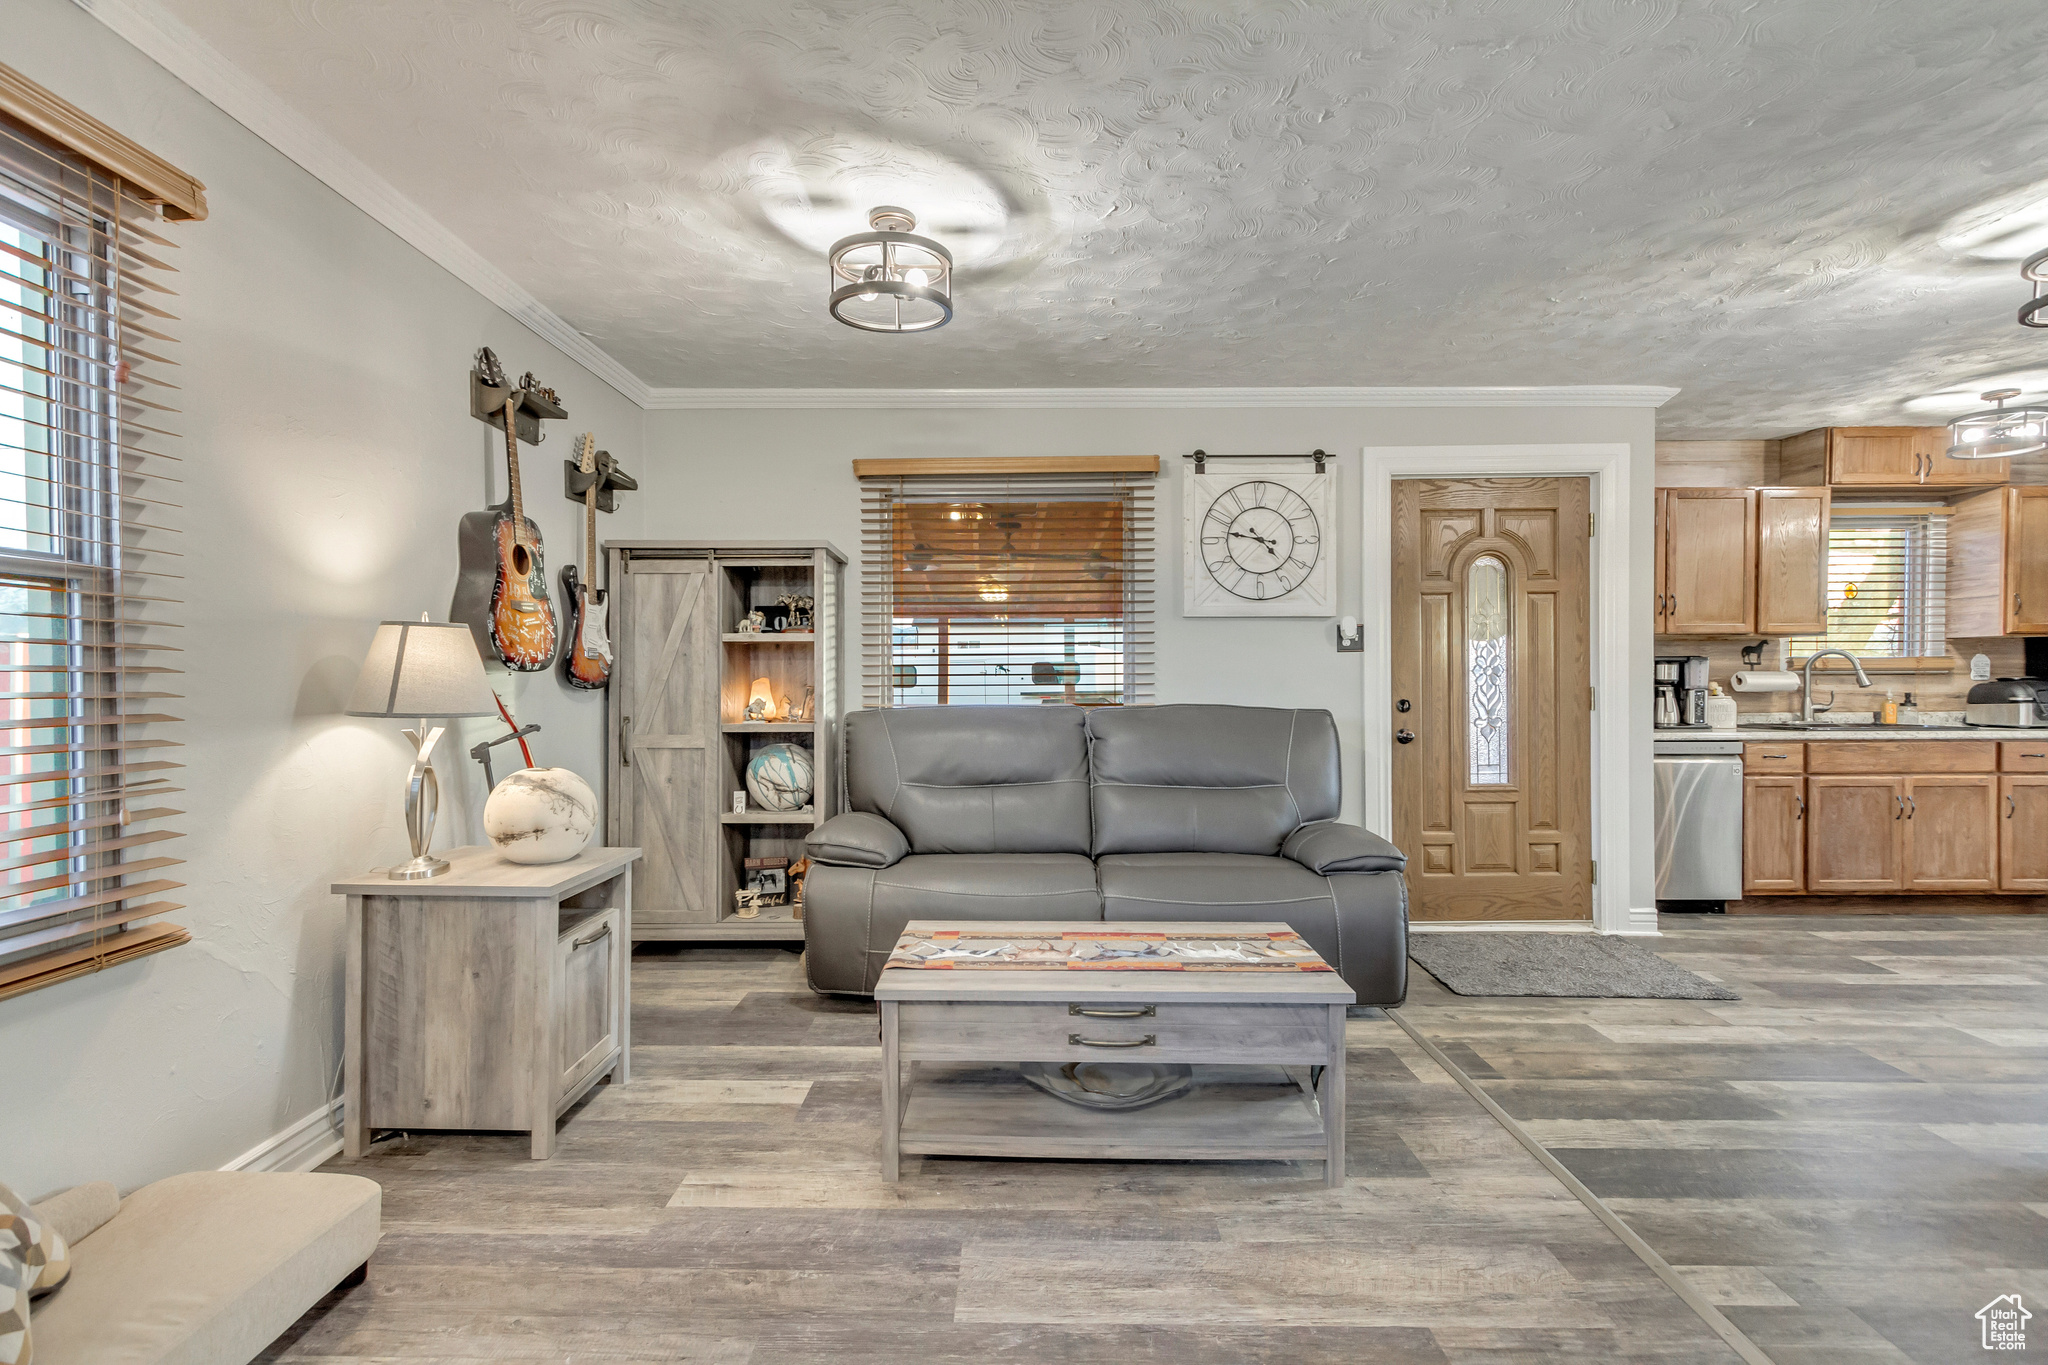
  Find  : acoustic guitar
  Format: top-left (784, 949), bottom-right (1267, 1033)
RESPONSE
top-left (452, 348), bottom-right (556, 670)
top-left (559, 431), bottom-right (612, 689)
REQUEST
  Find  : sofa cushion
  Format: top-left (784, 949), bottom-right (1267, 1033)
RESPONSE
top-left (872, 854), bottom-right (1102, 923)
top-left (30, 1171), bottom-right (380, 1365)
top-left (845, 706), bottom-right (1091, 855)
top-left (29, 1185), bottom-right (118, 1252)
top-left (1088, 705), bottom-right (1341, 855)
top-left (1099, 852), bottom-right (1347, 975)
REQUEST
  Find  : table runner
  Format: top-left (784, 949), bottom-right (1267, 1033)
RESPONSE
top-left (884, 927), bottom-right (1334, 972)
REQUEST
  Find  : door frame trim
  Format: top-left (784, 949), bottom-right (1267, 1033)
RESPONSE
top-left (1362, 444), bottom-right (1649, 936)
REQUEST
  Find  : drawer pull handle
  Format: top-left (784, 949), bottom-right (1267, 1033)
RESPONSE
top-left (2023, 753), bottom-right (2046, 759)
top-left (1069, 1004), bottom-right (1155, 1018)
top-left (1069, 1033), bottom-right (1156, 1048)
top-left (1762, 753), bottom-right (1790, 759)
top-left (572, 921), bottom-right (612, 949)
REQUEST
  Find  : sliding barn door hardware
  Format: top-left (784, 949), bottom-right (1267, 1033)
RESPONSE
top-left (1186, 449), bottom-right (1327, 474)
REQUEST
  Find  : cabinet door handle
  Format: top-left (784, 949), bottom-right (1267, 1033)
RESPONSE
top-left (2009, 794), bottom-right (2017, 819)
top-left (1070, 1004), bottom-right (1156, 1018)
top-left (572, 920), bottom-right (612, 949)
top-left (1905, 795), bottom-right (1916, 819)
top-left (621, 715), bottom-right (632, 767)
top-left (1894, 794), bottom-right (1904, 820)
top-left (1069, 1033), bottom-right (1156, 1048)
top-left (1795, 795), bottom-right (1805, 818)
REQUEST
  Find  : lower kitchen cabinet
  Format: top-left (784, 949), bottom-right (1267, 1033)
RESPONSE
top-left (2003, 776), bottom-right (2048, 892)
top-left (1901, 775), bottom-right (1999, 892)
top-left (1804, 776), bottom-right (1903, 893)
top-left (1741, 776), bottom-right (1806, 893)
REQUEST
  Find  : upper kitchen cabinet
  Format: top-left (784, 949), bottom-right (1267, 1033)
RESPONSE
top-left (1656, 486), bottom-right (1829, 636)
top-left (1754, 486), bottom-right (1832, 635)
top-left (1779, 426), bottom-right (2009, 488)
top-left (1949, 485), bottom-right (2048, 636)
top-left (1658, 488), bottom-right (1754, 634)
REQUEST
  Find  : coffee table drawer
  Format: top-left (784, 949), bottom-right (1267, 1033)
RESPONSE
top-left (896, 1000), bottom-right (1334, 1064)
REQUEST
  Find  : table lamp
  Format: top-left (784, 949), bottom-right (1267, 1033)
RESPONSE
top-left (345, 617), bottom-right (499, 879)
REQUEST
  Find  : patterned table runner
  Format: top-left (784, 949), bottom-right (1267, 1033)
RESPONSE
top-left (885, 927), bottom-right (1333, 972)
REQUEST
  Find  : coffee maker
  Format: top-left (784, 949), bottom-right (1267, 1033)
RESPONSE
top-left (1654, 655), bottom-right (1710, 728)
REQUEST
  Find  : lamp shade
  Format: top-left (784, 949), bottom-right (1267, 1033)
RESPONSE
top-left (345, 620), bottom-right (499, 718)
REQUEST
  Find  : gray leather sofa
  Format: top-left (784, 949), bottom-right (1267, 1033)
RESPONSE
top-left (802, 703), bottom-right (1409, 1004)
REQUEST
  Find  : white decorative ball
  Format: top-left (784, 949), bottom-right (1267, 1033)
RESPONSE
top-left (485, 767), bottom-right (597, 864)
top-left (745, 743), bottom-right (814, 812)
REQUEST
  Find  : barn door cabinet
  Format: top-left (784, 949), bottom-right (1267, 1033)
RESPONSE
top-left (1740, 741), bottom-right (2030, 897)
top-left (1655, 486), bottom-right (1829, 636)
top-left (1947, 486), bottom-right (2048, 637)
top-left (1779, 426), bottom-right (2009, 489)
top-left (604, 541), bottom-right (846, 941)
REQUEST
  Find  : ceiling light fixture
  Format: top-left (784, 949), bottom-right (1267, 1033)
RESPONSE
top-left (2021, 249), bottom-right (2048, 328)
top-left (1948, 388), bottom-right (2048, 460)
top-left (828, 206), bottom-right (951, 333)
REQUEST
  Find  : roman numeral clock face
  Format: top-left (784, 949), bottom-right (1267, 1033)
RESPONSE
top-left (1184, 472), bottom-right (1333, 617)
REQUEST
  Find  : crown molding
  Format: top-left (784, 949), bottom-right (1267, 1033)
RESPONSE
top-left (643, 385), bottom-right (1681, 411)
top-left (70, 0), bottom-right (652, 405)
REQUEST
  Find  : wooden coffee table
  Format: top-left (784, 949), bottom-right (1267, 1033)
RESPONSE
top-left (873, 920), bottom-right (1355, 1186)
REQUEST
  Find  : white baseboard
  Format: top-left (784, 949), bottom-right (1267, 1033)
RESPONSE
top-left (1409, 921), bottom-right (1597, 934)
top-left (221, 1099), bottom-right (343, 1173)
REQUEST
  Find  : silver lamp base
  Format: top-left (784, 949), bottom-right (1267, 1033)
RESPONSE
top-left (388, 726), bottom-right (449, 880)
top-left (388, 853), bottom-right (451, 881)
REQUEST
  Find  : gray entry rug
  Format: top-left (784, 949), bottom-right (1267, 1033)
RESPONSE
top-left (1408, 933), bottom-right (1739, 1000)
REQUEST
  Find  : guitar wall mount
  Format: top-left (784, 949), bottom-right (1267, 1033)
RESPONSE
top-left (564, 450), bottom-right (637, 514)
top-left (470, 366), bottom-right (567, 446)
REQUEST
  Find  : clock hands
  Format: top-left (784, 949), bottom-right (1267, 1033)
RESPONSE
top-left (1230, 529), bottom-right (1280, 554)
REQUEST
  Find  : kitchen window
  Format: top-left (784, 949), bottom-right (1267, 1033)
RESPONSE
top-left (1787, 513), bottom-right (1947, 663)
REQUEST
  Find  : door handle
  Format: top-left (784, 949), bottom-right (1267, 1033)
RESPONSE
top-left (1396, 699), bottom-right (1412, 713)
top-left (1070, 1004), bottom-right (1156, 1018)
top-left (1395, 729), bottom-right (1415, 744)
top-left (1069, 1033), bottom-right (1156, 1048)
top-left (621, 714), bottom-right (632, 767)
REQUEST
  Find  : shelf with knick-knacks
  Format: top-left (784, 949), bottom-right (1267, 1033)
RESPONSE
top-left (605, 541), bottom-right (843, 942)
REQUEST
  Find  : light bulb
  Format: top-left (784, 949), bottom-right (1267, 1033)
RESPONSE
top-left (904, 268), bottom-right (929, 288)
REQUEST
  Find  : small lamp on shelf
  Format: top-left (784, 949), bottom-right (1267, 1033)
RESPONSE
top-left (745, 676), bottom-right (777, 722)
top-left (345, 616), bottom-right (498, 880)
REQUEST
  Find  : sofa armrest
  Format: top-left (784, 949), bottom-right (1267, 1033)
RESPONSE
top-left (1283, 821), bottom-right (1407, 874)
top-left (805, 812), bottom-right (910, 869)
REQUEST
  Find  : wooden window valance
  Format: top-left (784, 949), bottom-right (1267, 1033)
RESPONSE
top-left (0, 63), bottom-right (206, 221)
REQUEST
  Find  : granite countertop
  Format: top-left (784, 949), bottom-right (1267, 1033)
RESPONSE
top-left (1664, 720), bottom-right (2048, 742)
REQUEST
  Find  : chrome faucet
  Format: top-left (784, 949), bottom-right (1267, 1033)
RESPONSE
top-left (1802, 649), bottom-right (1873, 724)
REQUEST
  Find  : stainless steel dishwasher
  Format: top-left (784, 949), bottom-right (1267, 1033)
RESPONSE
top-left (1653, 738), bottom-right (1744, 909)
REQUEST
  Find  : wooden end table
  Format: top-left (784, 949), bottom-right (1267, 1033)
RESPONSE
top-left (873, 920), bottom-right (1355, 1186)
top-left (334, 844), bottom-right (639, 1160)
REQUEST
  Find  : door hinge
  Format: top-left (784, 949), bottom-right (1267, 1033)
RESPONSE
top-left (1590, 859), bottom-right (1598, 885)
top-left (1588, 685), bottom-right (1596, 711)
top-left (1588, 511), bottom-right (1596, 537)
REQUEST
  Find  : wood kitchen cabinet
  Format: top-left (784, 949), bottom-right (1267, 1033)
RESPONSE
top-left (2001, 775), bottom-right (2048, 892)
top-left (1948, 486), bottom-right (2048, 636)
top-left (1901, 775), bottom-right (1999, 892)
top-left (1657, 488), bottom-right (1755, 634)
top-left (1754, 487), bottom-right (1832, 635)
top-left (1780, 426), bottom-right (2009, 488)
top-left (1742, 775), bottom-right (1806, 893)
top-left (1804, 775), bottom-right (1904, 892)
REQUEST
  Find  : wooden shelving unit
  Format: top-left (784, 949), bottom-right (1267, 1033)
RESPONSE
top-left (605, 541), bottom-right (844, 942)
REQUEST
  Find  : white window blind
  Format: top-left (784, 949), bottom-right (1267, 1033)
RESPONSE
top-left (1788, 513), bottom-right (1948, 661)
top-left (859, 468), bottom-right (1155, 709)
top-left (0, 110), bottom-right (188, 993)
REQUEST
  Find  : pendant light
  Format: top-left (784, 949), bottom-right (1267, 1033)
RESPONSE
top-left (828, 206), bottom-right (952, 333)
top-left (2022, 247), bottom-right (2048, 328)
top-left (1948, 388), bottom-right (2048, 460)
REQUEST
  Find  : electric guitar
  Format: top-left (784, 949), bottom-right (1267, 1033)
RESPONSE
top-left (560, 431), bottom-right (612, 689)
top-left (452, 347), bottom-right (556, 670)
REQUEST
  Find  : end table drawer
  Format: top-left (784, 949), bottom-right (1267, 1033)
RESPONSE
top-left (896, 1000), bottom-right (1333, 1063)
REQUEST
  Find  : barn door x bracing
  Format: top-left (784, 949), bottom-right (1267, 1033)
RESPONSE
top-left (1392, 478), bottom-right (1593, 920)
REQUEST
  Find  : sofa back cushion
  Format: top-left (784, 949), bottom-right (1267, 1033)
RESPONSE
top-left (844, 706), bottom-right (1092, 854)
top-left (1087, 705), bottom-right (1340, 855)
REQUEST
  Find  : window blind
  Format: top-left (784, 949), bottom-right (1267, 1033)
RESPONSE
top-left (0, 109), bottom-right (189, 993)
top-left (859, 466), bottom-right (1155, 709)
top-left (1788, 513), bottom-right (1948, 661)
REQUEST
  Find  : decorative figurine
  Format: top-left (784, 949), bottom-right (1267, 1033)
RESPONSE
top-left (736, 609), bottom-right (765, 635)
top-left (734, 888), bottom-right (763, 919)
top-left (798, 684), bottom-right (815, 723)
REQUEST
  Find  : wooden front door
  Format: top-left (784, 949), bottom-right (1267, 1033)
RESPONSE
top-left (609, 558), bottom-right (717, 932)
top-left (1391, 478), bottom-right (1592, 920)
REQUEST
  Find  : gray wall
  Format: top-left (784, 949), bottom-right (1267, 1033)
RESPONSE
top-left (639, 404), bottom-right (1658, 906)
top-left (0, 0), bottom-right (641, 1198)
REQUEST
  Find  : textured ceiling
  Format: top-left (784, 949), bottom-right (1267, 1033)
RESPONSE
top-left (155, 0), bottom-right (2048, 433)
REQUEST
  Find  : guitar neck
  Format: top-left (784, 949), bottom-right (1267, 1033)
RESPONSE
top-left (585, 487), bottom-right (599, 585)
top-left (504, 396), bottom-right (525, 525)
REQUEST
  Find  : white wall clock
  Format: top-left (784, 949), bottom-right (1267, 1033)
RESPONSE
top-left (1183, 466), bottom-right (1334, 616)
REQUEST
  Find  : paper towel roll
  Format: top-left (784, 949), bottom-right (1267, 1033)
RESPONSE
top-left (1731, 670), bottom-right (1801, 693)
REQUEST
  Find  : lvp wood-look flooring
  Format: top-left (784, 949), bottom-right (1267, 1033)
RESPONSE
top-left (265, 916), bottom-right (2047, 1364)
